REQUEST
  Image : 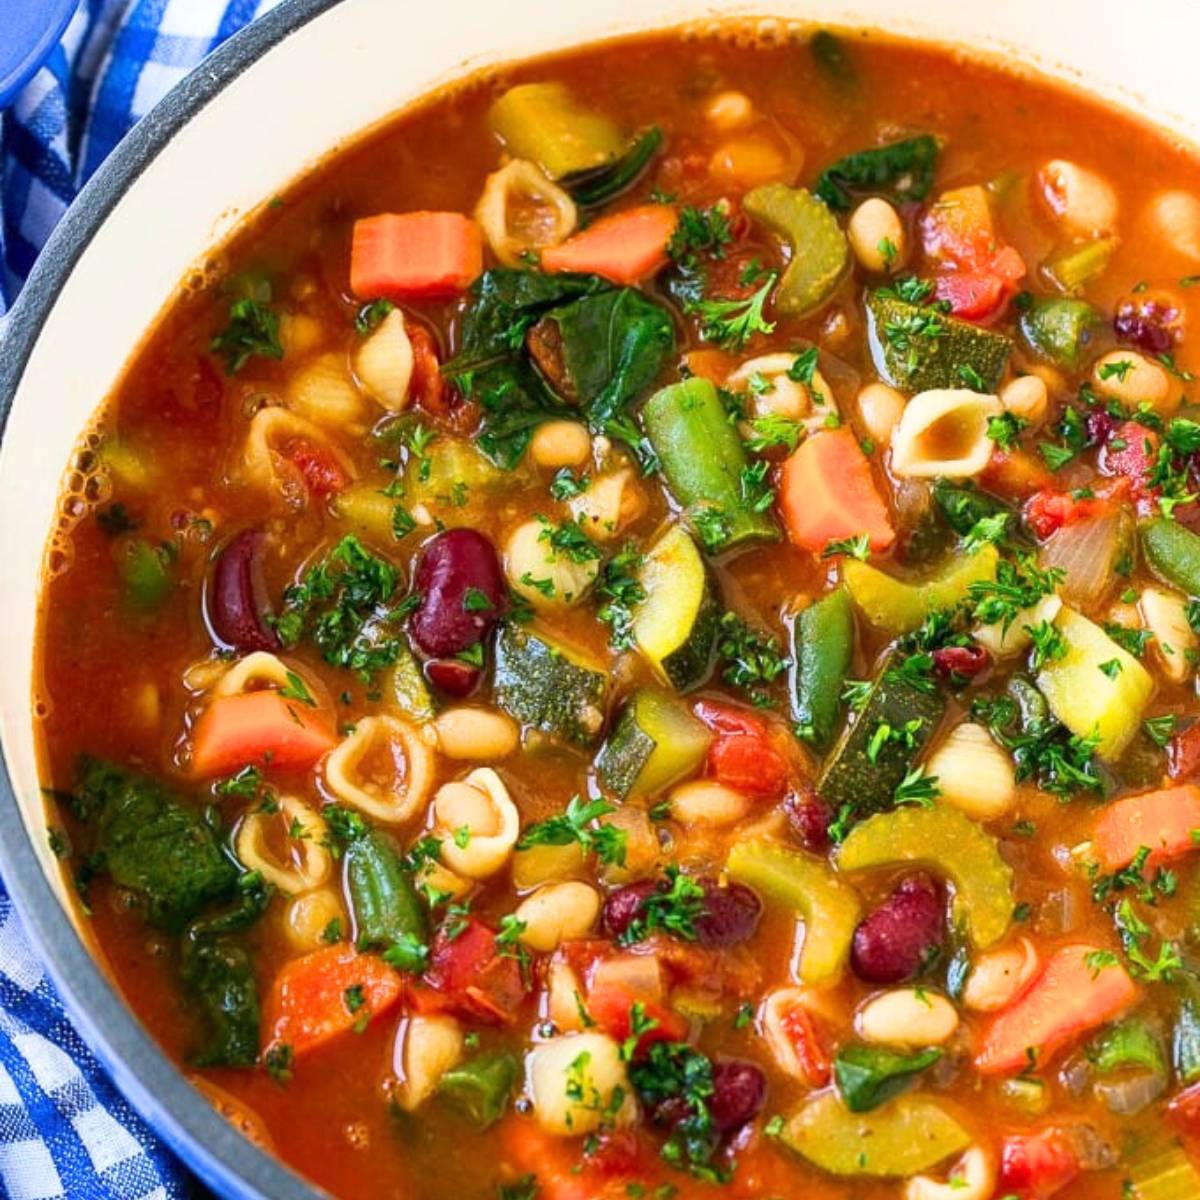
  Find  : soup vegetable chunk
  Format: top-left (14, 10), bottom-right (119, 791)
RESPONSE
top-left (36, 23), bottom-right (1200, 1200)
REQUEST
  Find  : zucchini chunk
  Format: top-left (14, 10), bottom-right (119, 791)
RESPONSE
top-left (493, 622), bottom-right (609, 748)
top-left (631, 524), bottom-right (721, 691)
top-left (596, 688), bottom-right (712, 800)
top-left (817, 651), bottom-right (945, 823)
top-left (866, 291), bottom-right (1012, 392)
top-left (790, 588), bottom-right (855, 751)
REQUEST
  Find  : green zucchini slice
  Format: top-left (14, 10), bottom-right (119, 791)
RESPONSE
top-left (595, 688), bottom-right (712, 799)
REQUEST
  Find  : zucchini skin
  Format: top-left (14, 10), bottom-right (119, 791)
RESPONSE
top-left (817, 651), bottom-right (945, 820)
top-left (660, 576), bottom-right (721, 692)
top-left (866, 292), bottom-right (1011, 392)
top-left (494, 621), bottom-right (608, 747)
top-left (791, 588), bottom-right (855, 752)
top-left (345, 827), bottom-right (427, 951)
top-left (641, 378), bottom-right (778, 551)
top-left (1142, 516), bottom-right (1200, 597)
top-left (595, 689), bottom-right (711, 799)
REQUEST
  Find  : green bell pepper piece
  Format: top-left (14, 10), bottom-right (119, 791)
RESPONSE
top-left (117, 536), bottom-right (176, 611)
top-left (1089, 1017), bottom-right (1166, 1077)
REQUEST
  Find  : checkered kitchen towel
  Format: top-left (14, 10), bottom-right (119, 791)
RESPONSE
top-left (0, 2), bottom-right (278, 1193)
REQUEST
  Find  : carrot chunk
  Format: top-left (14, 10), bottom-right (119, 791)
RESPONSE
top-left (190, 690), bottom-right (336, 777)
top-left (262, 945), bottom-right (403, 1059)
top-left (778, 428), bottom-right (894, 553)
top-left (350, 212), bottom-right (482, 301)
top-left (975, 943), bottom-right (1137, 1075)
top-left (1092, 784), bottom-right (1200, 871)
top-left (540, 204), bottom-right (677, 285)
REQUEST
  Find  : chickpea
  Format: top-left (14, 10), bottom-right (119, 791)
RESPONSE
top-left (528, 421), bottom-right (591, 469)
top-left (1091, 350), bottom-right (1174, 414)
top-left (1146, 189), bottom-right (1200, 264)
top-left (705, 90), bottom-right (754, 132)
top-left (1000, 375), bottom-right (1049, 427)
top-left (1039, 159), bottom-right (1118, 237)
top-left (847, 198), bottom-right (905, 273)
top-left (527, 1033), bottom-right (634, 1136)
top-left (434, 707), bottom-right (519, 760)
top-left (284, 887), bottom-right (345, 951)
top-left (515, 882), bottom-right (601, 952)
top-left (856, 382), bottom-right (906, 446)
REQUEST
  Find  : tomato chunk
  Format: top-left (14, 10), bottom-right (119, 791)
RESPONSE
top-left (693, 700), bottom-right (789, 800)
top-left (997, 1129), bottom-right (1080, 1199)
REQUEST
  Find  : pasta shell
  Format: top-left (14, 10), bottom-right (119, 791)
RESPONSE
top-left (475, 159), bottom-right (577, 267)
top-left (890, 388), bottom-right (1002, 479)
top-left (323, 714), bottom-right (435, 825)
top-left (434, 767), bottom-right (519, 879)
top-left (286, 352), bottom-right (366, 428)
top-left (234, 794), bottom-right (332, 895)
top-left (354, 309), bottom-right (414, 411)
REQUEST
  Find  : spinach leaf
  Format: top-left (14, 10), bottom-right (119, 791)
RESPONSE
top-left (834, 1043), bottom-right (942, 1113)
top-left (564, 127), bottom-right (664, 208)
top-left (815, 134), bottom-right (940, 211)
top-left (469, 359), bottom-right (566, 469)
top-left (75, 757), bottom-right (237, 931)
top-left (438, 1050), bottom-right (519, 1128)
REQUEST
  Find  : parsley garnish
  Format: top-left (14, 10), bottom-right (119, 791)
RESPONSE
top-left (716, 612), bottom-right (789, 706)
top-left (211, 298), bottom-right (283, 374)
top-left (688, 273), bottom-right (777, 350)
top-left (518, 795), bottom-right (627, 867)
top-left (821, 533), bottom-right (871, 560)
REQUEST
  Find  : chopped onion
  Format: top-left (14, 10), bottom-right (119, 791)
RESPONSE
top-left (1094, 1070), bottom-right (1165, 1115)
top-left (1039, 508), bottom-right (1133, 610)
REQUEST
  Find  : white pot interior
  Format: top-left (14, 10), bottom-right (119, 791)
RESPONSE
top-left (1, 0), bottom-right (1198, 906)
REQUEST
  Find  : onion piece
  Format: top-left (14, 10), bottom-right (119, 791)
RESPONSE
top-left (1038, 507), bottom-right (1133, 610)
top-left (1094, 1071), bottom-right (1166, 1115)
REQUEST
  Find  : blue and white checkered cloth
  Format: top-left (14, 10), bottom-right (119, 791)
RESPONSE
top-left (0, 2), bottom-right (278, 1193)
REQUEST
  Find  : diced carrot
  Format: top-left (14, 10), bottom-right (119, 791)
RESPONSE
top-left (975, 943), bottom-right (1137, 1075)
top-left (350, 212), bottom-right (482, 301)
top-left (587, 978), bottom-right (687, 1058)
top-left (190, 690), bottom-right (336, 777)
top-left (540, 204), bottom-right (677, 285)
top-left (778, 428), bottom-right (894, 553)
top-left (980, 448), bottom-right (1054, 500)
top-left (1170, 1080), bottom-right (1200, 1141)
top-left (262, 946), bottom-right (403, 1059)
top-left (683, 348), bottom-right (739, 387)
top-left (1092, 784), bottom-right (1200, 871)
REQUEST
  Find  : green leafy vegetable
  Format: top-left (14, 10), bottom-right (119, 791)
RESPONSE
top-left (814, 135), bottom-right (940, 211)
top-left (833, 1043), bottom-right (942, 1112)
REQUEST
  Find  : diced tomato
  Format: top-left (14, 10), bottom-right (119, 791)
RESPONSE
top-left (980, 448), bottom-right (1054, 500)
top-left (284, 438), bottom-right (350, 496)
top-left (1024, 477), bottom-right (1131, 539)
top-left (778, 1000), bottom-right (831, 1086)
top-left (586, 978), bottom-right (687, 1058)
top-left (1099, 419), bottom-right (1161, 507)
top-left (997, 1129), bottom-right (1080, 1199)
top-left (1169, 723), bottom-right (1200, 781)
top-left (693, 700), bottom-right (789, 801)
top-left (407, 322), bottom-right (449, 415)
top-left (935, 270), bottom-right (1005, 321)
top-left (1170, 1081), bottom-right (1200, 1141)
top-left (423, 916), bottom-right (527, 1024)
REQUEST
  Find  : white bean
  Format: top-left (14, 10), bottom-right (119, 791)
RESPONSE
top-left (857, 988), bottom-right (959, 1046)
top-left (526, 1032), bottom-right (634, 1136)
top-left (705, 90), bottom-right (754, 132)
top-left (925, 723), bottom-right (1016, 820)
top-left (505, 518), bottom-right (599, 608)
top-left (434, 707), bottom-right (519, 759)
top-left (962, 938), bottom-right (1040, 1012)
top-left (1141, 585), bottom-right (1197, 683)
top-left (515, 882), bottom-right (601, 952)
top-left (668, 780), bottom-right (749, 827)
top-left (847, 198), bottom-right (905, 273)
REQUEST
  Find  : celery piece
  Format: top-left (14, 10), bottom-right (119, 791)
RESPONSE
top-left (1036, 607), bottom-right (1154, 761)
top-left (1045, 237), bottom-right (1118, 293)
top-left (726, 838), bottom-right (860, 984)
top-left (488, 83), bottom-right (624, 179)
top-left (1089, 1017), bottom-right (1167, 1077)
top-left (843, 544), bottom-right (999, 635)
top-left (388, 644), bottom-right (435, 722)
top-left (334, 483), bottom-right (400, 543)
top-left (836, 805), bottom-right (1014, 949)
top-left (781, 1092), bottom-right (970, 1177)
top-left (1124, 1131), bottom-right (1200, 1200)
top-left (743, 184), bottom-right (850, 316)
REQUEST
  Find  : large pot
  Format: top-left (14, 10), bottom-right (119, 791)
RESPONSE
top-left (0, 0), bottom-right (1195, 1195)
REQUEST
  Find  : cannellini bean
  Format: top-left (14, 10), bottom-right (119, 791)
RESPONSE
top-left (515, 882), bottom-right (602, 952)
top-left (962, 937), bottom-right (1040, 1012)
top-left (433, 707), bottom-right (520, 759)
top-left (890, 389), bottom-right (1002, 478)
top-left (1146, 190), bottom-right (1200, 264)
top-left (394, 1015), bottom-right (464, 1112)
top-left (568, 469), bottom-right (645, 541)
top-left (435, 768), bottom-right (520, 879)
top-left (354, 308), bottom-right (413, 411)
top-left (974, 593), bottom-right (1062, 659)
top-left (856, 382), bottom-right (906, 447)
top-left (925, 722), bottom-right (1016, 819)
top-left (857, 988), bottom-right (959, 1046)
top-left (1140, 586), bottom-right (1196, 683)
top-left (904, 1146), bottom-right (995, 1200)
top-left (287, 352), bottom-right (366, 428)
top-left (1092, 350), bottom-right (1174, 414)
top-left (1000, 375), bottom-right (1049, 428)
top-left (505, 518), bottom-right (599, 608)
top-left (526, 1032), bottom-right (635, 1136)
top-left (476, 159), bottom-right (577, 267)
top-left (1039, 159), bottom-right (1118, 237)
top-left (847, 198), bottom-right (906, 273)
top-left (529, 421), bottom-right (592, 469)
top-left (235, 795), bottom-right (331, 895)
top-left (324, 714), bottom-right (434, 825)
top-left (668, 780), bottom-right (750, 827)
top-left (284, 887), bottom-right (344, 951)
top-left (545, 958), bottom-right (589, 1033)
top-left (705, 90), bottom-right (754, 132)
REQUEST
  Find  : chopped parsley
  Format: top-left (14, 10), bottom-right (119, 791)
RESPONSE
top-left (716, 612), bottom-right (789, 706)
top-left (211, 298), bottom-right (283, 374)
top-left (517, 795), bottom-right (628, 868)
top-left (688, 273), bottom-right (777, 350)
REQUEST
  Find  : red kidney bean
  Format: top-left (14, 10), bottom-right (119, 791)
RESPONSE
top-left (602, 880), bottom-right (660, 940)
top-left (851, 873), bottom-right (945, 984)
top-left (932, 643), bottom-right (991, 680)
top-left (694, 880), bottom-right (761, 947)
top-left (409, 529), bottom-right (505, 658)
top-left (708, 1060), bottom-right (767, 1133)
top-left (205, 529), bottom-right (279, 653)
top-left (425, 657), bottom-right (481, 698)
top-left (1114, 297), bottom-right (1180, 357)
top-left (785, 792), bottom-right (834, 854)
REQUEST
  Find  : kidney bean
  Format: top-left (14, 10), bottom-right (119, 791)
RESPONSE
top-left (708, 1060), bottom-right (767, 1133)
top-left (932, 643), bottom-right (991, 680)
top-left (205, 529), bottom-right (279, 653)
top-left (785, 792), bottom-right (834, 854)
top-left (602, 880), bottom-right (660, 940)
top-left (1113, 296), bottom-right (1180, 357)
top-left (425, 657), bottom-right (481, 698)
top-left (409, 529), bottom-right (505, 658)
top-left (851, 873), bottom-right (945, 984)
top-left (694, 880), bottom-right (761, 947)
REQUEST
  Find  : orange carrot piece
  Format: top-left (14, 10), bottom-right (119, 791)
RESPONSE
top-left (190, 690), bottom-right (336, 777)
top-left (1093, 784), bottom-right (1200, 871)
top-left (540, 204), bottom-right (677, 285)
top-left (682, 348), bottom-right (738, 387)
top-left (975, 943), bottom-right (1137, 1075)
top-left (350, 212), bottom-right (482, 301)
top-left (262, 946), bottom-right (403, 1059)
top-left (778, 428), bottom-right (894, 553)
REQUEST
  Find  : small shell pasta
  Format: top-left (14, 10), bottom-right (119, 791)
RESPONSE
top-left (762, 987), bottom-right (829, 1081)
top-left (925, 722), bottom-right (1016, 819)
top-left (526, 1032), bottom-right (635, 1136)
top-left (904, 1146), bottom-right (995, 1200)
top-left (568, 469), bottom-right (645, 541)
top-left (242, 406), bottom-right (356, 494)
top-left (973, 593), bottom-right (1062, 659)
top-left (514, 882), bottom-right (601, 952)
top-left (393, 1015), bottom-right (464, 1112)
top-left (1141, 585), bottom-right (1197, 682)
top-left (434, 767), bottom-right (520, 878)
top-left (505, 518), bottom-right (598, 608)
top-left (354, 308), bottom-right (413, 411)
top-left (475, 159), bottom-right (577, 267)
top-left (323, 714), bottom-right (435, 825)
top-left (287, 352), bottom-right (367, 428)
top-left (890, 388), bottom-right (1002, 479)
top-left (235, 794), bottom-right (332, 894)
top-left (214, 651), bottom-right (295, 697)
